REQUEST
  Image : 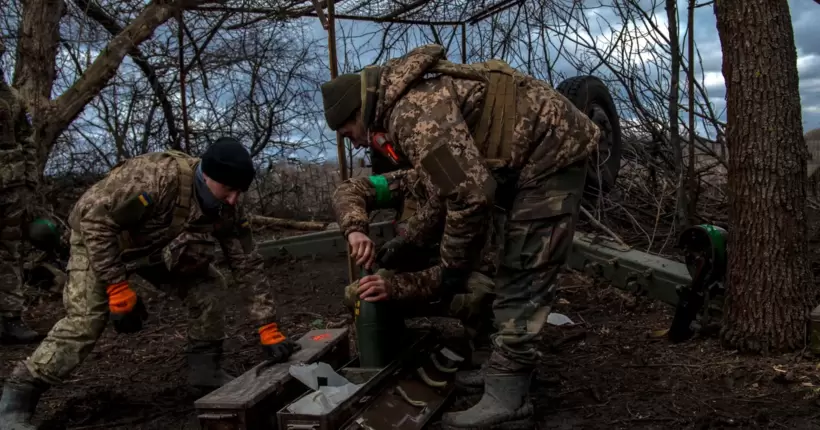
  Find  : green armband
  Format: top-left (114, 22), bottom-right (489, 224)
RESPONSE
top-left (368, 175), bottom-right (393, 209)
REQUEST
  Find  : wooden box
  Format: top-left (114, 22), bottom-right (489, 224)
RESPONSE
top-left (195, 328), bottom-right (350, 430)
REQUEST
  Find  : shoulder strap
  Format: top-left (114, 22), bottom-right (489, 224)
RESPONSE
top-left (163, 150), bottom-right (195, 237)
top-left (115, 150), bottom-right (197, 256)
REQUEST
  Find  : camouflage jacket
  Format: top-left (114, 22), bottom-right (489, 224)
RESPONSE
top-left (369, 44), bottom-right (601, 271)
top-left (332, 169), bottom-right (502, 301)
top-left (332, 169), bottom-right (444, 246)
top-left (67, 152), bottom-right (278, 326)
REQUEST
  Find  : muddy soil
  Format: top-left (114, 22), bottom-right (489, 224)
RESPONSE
top-left (3, 254), bottom-right (820, 429)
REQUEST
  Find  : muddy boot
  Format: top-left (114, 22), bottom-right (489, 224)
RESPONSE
top-left (1, 317), bottom-right (40, 344)
top-left (455, 364), bottom-right (486, 395)
top-left (186, 340), bottom-right (235, 390)
top-left (442, 367), bottom-right (534, 429)
top-left (0, 363), bottom-right (49, 430)
top-left (456, 327), bottom-right (493, 394)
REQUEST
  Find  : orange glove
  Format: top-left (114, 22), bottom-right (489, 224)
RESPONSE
top-left (107, 281), bottom-right (147, 333)
top-left (107, 281), bottom-right (137, 314)
top-left (259, 323), bottom-right (300, 362)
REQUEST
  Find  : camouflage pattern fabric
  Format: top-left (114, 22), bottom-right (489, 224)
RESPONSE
top-left (490, 161), bottom-right (587, 369)
top-left (366, 44), bottom-right (600, 370)
top-left (24, 230), bottom-right (229, 385)
top-left (65, 151), bottom-right (276, 326)
top-left (21, 151), bottom-right (279, 385)
top-left (343, 269), bottom-right (495, 337)
top-left (333, 169), bottom-right (504, 297)
top-left (371, 44), bottom-right (600, 273)
top-left (0, 72), bottom-right (38, 318)
top-left (332, 169), bottom-right (444, 246)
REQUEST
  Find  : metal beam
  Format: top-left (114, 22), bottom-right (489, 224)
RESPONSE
top-left (249, 223), bottom-right (691, 308)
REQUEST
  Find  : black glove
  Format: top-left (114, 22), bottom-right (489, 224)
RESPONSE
top-left (441, 267), bottom-right (471, 293)
top-left (375, 236), bottom-right (410, 269)
top-left (110, 296), bottom-right (148, 334)
top-left (262, 339), bottom-right (302, 363)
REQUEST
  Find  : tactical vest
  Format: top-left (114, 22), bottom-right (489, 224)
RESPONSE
top-left (360, 58), bottom-right (520, 164)
top-left (115, 150), bottom-right (198, 254)
top-left (397, 198), bottom-right (417, 224)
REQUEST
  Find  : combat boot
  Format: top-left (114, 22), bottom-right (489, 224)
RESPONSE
top-left (442, 364), bottom-right (534, 429)
top-left (0, 363), bottom-right (49, 430)
top-left (455, 339), bottom-right (491, 394)
top-left (186, 340), bottom-right (236, 390)
top-left (455, 364), bottom-right (486, 395)
top-left (1, 317), bottom-right (40, 344)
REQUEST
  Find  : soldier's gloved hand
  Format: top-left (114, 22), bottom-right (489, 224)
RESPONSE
top-left (259, 322), bottom-right (302, 363)
top-left (375, 236), bottom-right (410, 269)
top-left (440, 267), bottom-right (471, 293)
top-left (107, 281), bottom-right (148, 334)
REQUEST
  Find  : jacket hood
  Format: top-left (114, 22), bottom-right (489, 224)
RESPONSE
top-left (373, 44), bottom-right (448, 129)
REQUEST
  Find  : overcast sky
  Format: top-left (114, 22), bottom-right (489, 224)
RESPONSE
top-left (301, 0), bottom-right (820, 161)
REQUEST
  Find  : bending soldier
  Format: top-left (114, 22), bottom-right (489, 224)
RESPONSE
top-left (0, 69), bottom-right (41, 344)
top-left (333, 166), bottom-right (501, 366)
top-left (0, 138), bottom-right (300, 429)
top-left (321, 44), bottom-right (601, 428)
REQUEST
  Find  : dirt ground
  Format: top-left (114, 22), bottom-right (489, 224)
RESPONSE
top-left (4, 253), bottom-right (820, 430)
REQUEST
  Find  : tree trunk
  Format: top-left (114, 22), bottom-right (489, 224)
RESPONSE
top-left (12, 0), bottom-right (202, 174)
top-left (715, 0), bottom-right (813, 352)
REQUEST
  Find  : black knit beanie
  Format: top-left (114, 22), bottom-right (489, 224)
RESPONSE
top-left (201, 137), bottom-right (255, 192)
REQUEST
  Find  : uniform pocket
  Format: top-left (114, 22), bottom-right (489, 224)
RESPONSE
top-left (501, 191), bottom-right (579, 271)
top-left (163, 236), bottom-right (216, 274)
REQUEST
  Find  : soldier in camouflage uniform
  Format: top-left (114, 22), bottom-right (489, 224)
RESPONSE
top-left (321, 44), bottom-right (600, 428)
top-left (0, 138), bottom-right (300, 429)
top-left (333, 167), bottom-right (501, 365)
top-left (0, 64), bottom-right (41, 345)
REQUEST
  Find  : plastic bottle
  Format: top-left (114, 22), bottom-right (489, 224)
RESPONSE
top-left (354, 269), bottom-right (406, 368)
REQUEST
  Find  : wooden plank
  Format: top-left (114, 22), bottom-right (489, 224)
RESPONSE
top-left (195, 328), bottom-right (350, 410)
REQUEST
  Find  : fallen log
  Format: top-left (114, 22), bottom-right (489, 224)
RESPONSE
top-left (250, 214), bottom-right (327, 231)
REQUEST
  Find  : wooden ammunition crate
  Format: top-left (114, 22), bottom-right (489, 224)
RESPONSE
top-left (276, 329), bottom-right (452, 430)
top-left (195, 328), bottom-right (350, 430)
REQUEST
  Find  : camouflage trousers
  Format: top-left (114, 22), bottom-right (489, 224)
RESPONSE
top-left (0, 239), bottom-right (25, 318)
top-left (24, 230), bottom-right (227, 386)
top-left (489, 160), bottom-right (587, 371)
top-left (0, 201), bottom-right (30, 318)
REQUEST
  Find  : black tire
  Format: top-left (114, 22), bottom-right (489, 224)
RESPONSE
top-left (556, 75), bottom-right (623, 199)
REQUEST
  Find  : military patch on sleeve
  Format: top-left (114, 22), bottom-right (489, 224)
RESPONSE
top-left (110, 193), bottom-right (153, 227)
top-left (420, 144), bottom-right (468, 197)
